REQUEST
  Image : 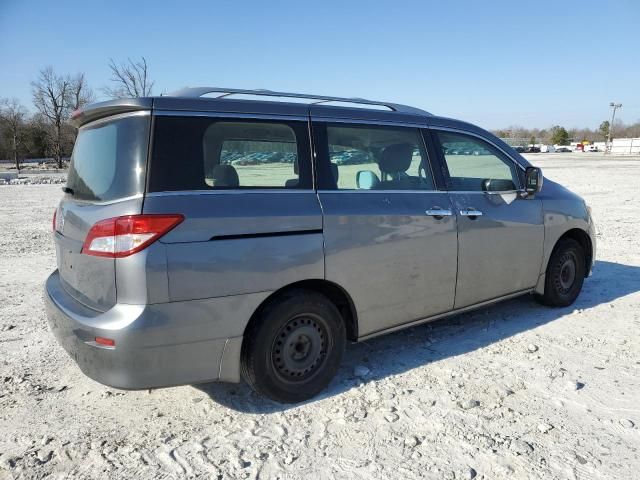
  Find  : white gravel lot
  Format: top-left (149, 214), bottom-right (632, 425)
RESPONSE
top-left (0, 153), bottom-right (639, 479)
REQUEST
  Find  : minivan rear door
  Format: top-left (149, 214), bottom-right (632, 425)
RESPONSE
top-left (54, 111), bottom-right (151, 311)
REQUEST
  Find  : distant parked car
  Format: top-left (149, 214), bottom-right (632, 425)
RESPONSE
top-left (473, 148), bottom-right (491, 156)
top-left (526, 146), bottom-right (541, 153)
top-left (331, 150), bottom-right (371, 165)
top-left (555, 147), bottom-right (572, 153)
top-left (513, 146), bottom-right (526, 153)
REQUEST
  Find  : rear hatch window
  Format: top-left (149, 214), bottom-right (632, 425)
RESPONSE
top-left (66, 113), bottom-right (150, 202)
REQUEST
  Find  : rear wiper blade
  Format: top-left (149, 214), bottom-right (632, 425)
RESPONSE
top-left (61, 186), bottom-right (74, 196)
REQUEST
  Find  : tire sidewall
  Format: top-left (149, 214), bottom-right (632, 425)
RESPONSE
top-left (545, 239), bottom-right (586, 307)
top-left (243, 291), bottom-right (346, 403)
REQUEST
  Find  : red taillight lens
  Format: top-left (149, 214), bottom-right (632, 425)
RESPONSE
top-left (82, 214), bottom-right (184, 258)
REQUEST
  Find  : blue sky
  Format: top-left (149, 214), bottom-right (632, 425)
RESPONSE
top-left (1, 0), bottom-right (638, 129)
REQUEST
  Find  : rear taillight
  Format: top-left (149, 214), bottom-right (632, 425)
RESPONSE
top-left (82, 214), bottom-right (184, 258)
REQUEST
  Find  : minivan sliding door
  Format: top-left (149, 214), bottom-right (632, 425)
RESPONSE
top-left (313, 121), bottom-right (458, 337)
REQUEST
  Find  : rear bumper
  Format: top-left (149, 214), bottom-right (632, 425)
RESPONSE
top-left (44, 270), bottom-right (257, 389)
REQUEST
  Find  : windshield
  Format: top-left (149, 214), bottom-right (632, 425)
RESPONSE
top-left (66, 113), bottom-right (150, 202)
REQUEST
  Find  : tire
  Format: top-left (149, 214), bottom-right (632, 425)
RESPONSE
top-left (535, 238), bottom-right (586, 307)
top-left (241, 289), bottom-right (346, 403)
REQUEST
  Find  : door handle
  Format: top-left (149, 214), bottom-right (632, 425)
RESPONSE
top-left (425, 208), bottom-right (453, 219)
top-left (460, 209), bottom-right (483, 218)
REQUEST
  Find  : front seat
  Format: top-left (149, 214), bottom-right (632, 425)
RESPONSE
top-left (211, 164), bottom-right (240, 187)
top-left (377, 143), bottom-right (415, 189)
top-left (330, 163), bottom-right (339, 184)
top-left (285, 159), bottom-right (299, 188)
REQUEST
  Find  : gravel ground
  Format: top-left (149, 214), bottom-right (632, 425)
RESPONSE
top-left (0, 153), bottom-right (639, 479)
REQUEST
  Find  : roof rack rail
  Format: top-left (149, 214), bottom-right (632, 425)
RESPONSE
top-left (166, 87), bottom-right (431, 116)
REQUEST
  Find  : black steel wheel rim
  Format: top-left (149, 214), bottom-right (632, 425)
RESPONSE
top-left (271, 314), bottom-right (328, 382)
top-left (556, 252), bottom-right (577, 293)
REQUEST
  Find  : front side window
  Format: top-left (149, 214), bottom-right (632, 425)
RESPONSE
top-left (321, 124), bottom-right (435, 190)
top-left (435, 131), bottom-right (520, 192)
top-left (149, 117), bottom-right (311, 192)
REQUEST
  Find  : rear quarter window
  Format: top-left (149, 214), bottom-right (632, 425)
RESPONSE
top-left (148, 116), bottom-right (312, 192)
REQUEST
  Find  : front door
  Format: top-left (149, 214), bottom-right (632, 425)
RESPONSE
top-left (430, 129), bottom-right (544, 308)
top-left (313, 121), bottom-right (458, 337)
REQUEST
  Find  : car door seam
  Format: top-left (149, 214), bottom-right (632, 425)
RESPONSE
top-left (452, 193), bottom-right (460, 310)
top-left (316, 190), bottom-right (327, 280)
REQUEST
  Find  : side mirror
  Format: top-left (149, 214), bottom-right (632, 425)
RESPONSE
top-left (356, 170), bottom-right (380, 190)
top-left (525, 166), bottom-right (543, 195)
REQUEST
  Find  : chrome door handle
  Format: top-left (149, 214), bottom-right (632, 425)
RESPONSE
top-left (425, 208), bottom-right (453, 218)
top-left (460, 209), bottom-right (483, 217)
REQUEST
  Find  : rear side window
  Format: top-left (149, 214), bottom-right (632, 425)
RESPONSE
top-left (66, 114), bottom-right (150, 202)
top-left (315, 123), bottom-right (435, 190)
top-left (149, 116), bottom-right (311, 192)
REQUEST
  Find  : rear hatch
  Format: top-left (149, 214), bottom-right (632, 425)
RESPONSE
top-left (54, 111), bottom-right (151, 311)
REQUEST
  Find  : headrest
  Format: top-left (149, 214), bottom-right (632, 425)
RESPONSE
top-left (211, 164), bottom-right (239, 187)
top-left (379, 143), bottom-right (414, 173)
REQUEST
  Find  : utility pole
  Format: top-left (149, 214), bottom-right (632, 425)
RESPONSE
top-left (607, 102), bottom-right (622, 153)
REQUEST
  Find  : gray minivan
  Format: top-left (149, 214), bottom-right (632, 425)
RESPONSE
top-left (44, 88), bottom-right (596, 402)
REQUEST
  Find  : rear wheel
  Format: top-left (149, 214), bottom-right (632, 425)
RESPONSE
top-left (535, 238), bottom-right (586, 307)
top-left (241, 290), bottom-right (346, 403)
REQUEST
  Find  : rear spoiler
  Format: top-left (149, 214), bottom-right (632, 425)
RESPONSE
top-left (70, 98), bottom-right (154, 128)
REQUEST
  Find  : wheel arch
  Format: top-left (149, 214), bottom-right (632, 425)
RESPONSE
top-left (243, 279), bottom-right (359, 342)
top-left (535, 227), bottom-right (593, 296)
top-left (555, 228), bottom-right (593, 274)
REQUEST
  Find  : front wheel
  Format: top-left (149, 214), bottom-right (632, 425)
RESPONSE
top-left (241, 290), bottom-right (346, 403)
top-left (535, 238), bottom-right (586, 307)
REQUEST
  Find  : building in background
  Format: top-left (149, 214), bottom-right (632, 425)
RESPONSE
top-left (610, 138), bottom-right (640, 155)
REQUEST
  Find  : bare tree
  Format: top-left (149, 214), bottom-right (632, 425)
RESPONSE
top-left (0, 98), bottom-right (28, 172)
top-left (31, 67), bottom-right (93, 168)
top-left (70, 73), bottom-right (94, 110)
top-left (103, 57), bottom-right (154, 98)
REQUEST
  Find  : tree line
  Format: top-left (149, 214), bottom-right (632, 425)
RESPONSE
top-left (0, 57), bottom-right (153, 171)
top-left (492, 120), bottom-right (640, 146)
